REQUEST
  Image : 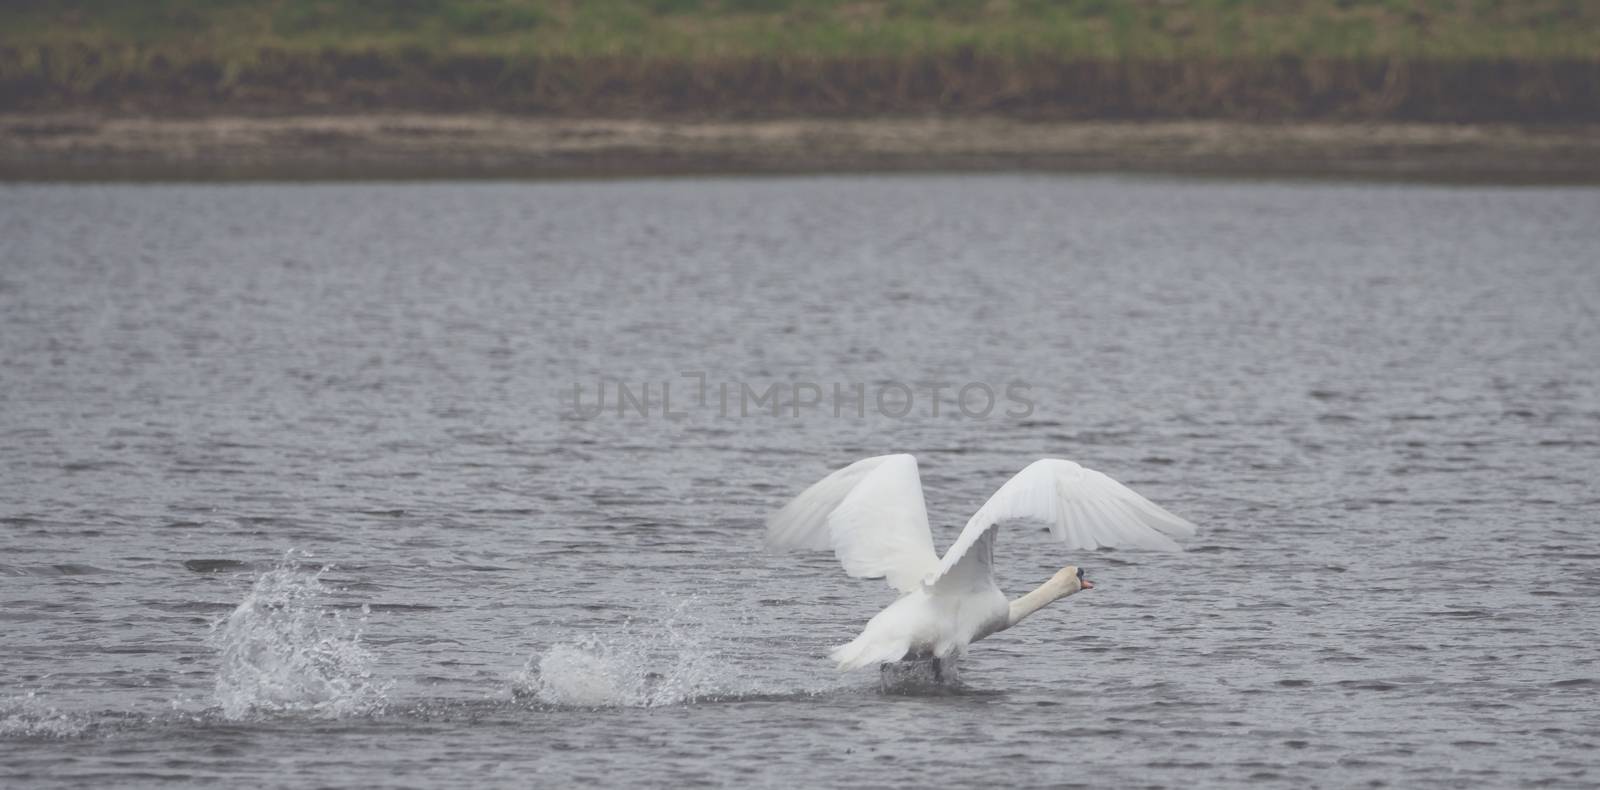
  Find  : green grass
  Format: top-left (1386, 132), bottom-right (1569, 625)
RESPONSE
top-left (2, 0), bottom-right (1597, 63)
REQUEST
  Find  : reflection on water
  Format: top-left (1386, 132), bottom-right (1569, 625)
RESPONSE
top-left (1, 176), bottom-right (1598, 788)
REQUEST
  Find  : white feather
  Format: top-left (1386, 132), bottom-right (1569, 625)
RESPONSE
top-left (765, 454), bottom-right (940, 594)
top-left (925, 459), bottom-right (1196, 588)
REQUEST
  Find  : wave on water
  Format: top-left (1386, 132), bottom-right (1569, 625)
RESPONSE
top-left (208, 559), bottom-right (391, 720)
top-left (511, 602), bottom-right (745, 708)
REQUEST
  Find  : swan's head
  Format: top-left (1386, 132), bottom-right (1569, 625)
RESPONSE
top-left (1052, 565), bottom-right (1094, 596)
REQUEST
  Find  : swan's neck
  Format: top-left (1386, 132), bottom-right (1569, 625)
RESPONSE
top-left (1006, 579), bottom-right (1073, 629)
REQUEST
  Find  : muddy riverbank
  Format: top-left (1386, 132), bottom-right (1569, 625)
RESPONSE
top-left (4, 113), bottom-right (1597, 182)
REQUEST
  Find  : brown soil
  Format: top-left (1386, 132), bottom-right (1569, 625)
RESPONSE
top-left (3, 113), bottom-right (1598, 182)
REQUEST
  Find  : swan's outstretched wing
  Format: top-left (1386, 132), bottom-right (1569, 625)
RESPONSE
top-left (766, 454), bottom-right (941, 593)
top-left (926, 459), bottom-right (1195, 588)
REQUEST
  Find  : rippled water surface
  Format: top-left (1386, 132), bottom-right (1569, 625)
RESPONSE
top-left (2, 176), bottom-right (1598, 788)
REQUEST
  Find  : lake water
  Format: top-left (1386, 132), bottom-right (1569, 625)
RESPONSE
top-left (2, 176), bottom-right (1597, 788)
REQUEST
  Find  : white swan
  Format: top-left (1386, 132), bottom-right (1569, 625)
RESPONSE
top-left (767, 454), bottom-right (1196, 673)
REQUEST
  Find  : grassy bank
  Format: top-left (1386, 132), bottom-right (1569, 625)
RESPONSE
top-left (7, 0), bottom-right (1599, 59)
top-left (2, 1), bottom-right (1598, 119)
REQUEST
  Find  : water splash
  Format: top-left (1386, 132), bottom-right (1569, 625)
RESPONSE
top-left (511, 601), bottom-right (740, 708)
top-left (0, 692), bottom-right (92, 738)
top-left (877, 658), bottom-right (967, 695)
top-left (209, 558), bottom-right (390, 720)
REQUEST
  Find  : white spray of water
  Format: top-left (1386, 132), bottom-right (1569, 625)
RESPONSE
top-left (208, 560), bottom-right (390, 720)
top-left (0, 691), bottom-right (91, 738)
top-left (511, 601), bottom-right (743, 708)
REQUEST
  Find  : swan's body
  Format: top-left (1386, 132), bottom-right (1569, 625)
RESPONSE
top-left (766, 455), bottom-right (1196, 671)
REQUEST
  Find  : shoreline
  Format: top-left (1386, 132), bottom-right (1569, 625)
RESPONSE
top-left (5, 113), bottom-right (1600, 183)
